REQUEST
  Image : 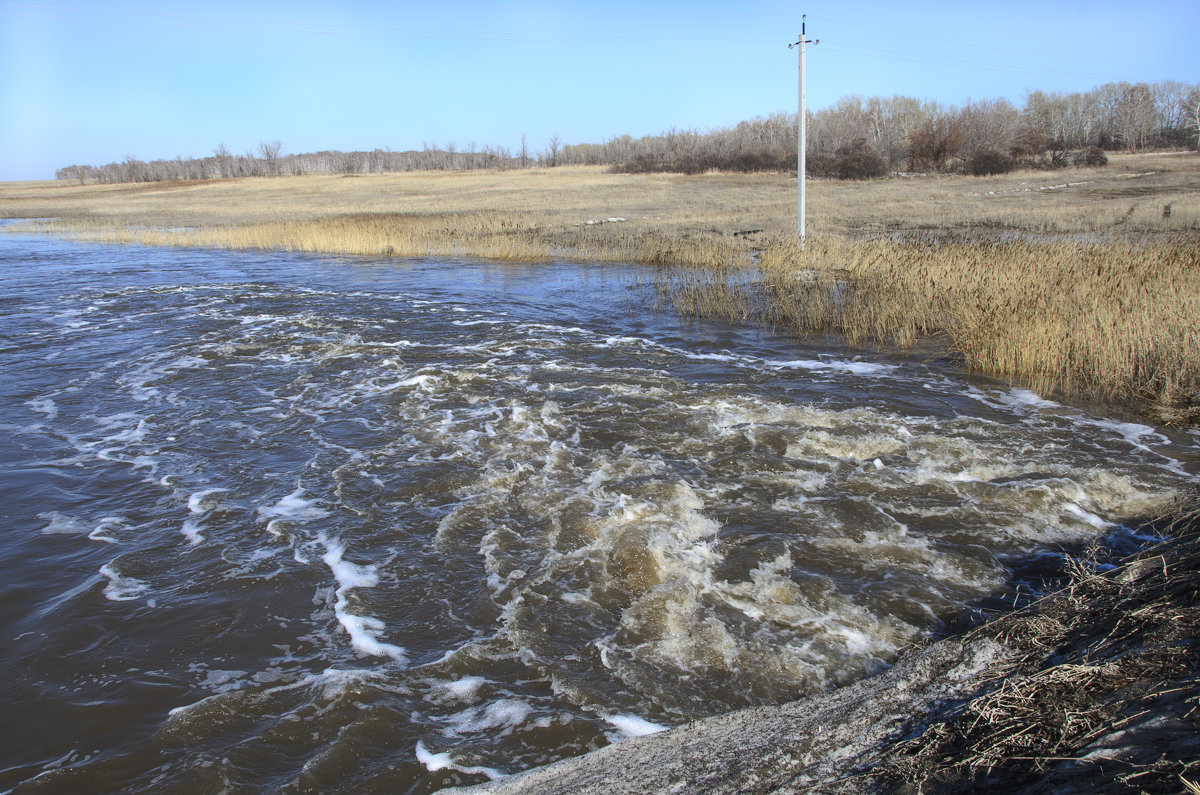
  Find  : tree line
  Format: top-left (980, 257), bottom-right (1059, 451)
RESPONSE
top-left (57, 79), bottom-right (1199, 184)
top-left (55, 138), bottom-right (539, 184)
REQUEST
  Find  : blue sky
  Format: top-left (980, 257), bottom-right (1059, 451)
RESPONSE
top-left (1, 0), bottom-right (1197, 181)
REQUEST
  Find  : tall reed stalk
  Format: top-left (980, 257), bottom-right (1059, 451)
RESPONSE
top-left (661, 233), bottom-right (1199, 422)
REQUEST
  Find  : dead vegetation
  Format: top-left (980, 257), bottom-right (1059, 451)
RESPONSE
top-left (663, 231), bottom-right (1200, 424)
top-left (858, 497), bottom-right (1200, 793)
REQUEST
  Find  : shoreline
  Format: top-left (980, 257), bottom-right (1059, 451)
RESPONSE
top-left (454, 500), bottom-right (1200, 793)
top-left (3, 158), bottom-right (1197, 426)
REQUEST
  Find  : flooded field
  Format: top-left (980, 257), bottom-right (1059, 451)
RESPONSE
top-left (1, 233), bottom-right (1194, 792)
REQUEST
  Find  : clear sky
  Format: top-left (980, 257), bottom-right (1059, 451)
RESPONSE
top-left (2, 0), bottom-right (1197, 181)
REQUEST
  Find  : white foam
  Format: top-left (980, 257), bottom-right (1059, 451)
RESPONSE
top-left (320, 535), bottom-right (408, 664)
top-left (437, 676), bottom-right (487, 703)
top-left (167, 666), bottom-right (381, 721)
top-left (99, 563), bottom-right (150, 602)
top-left (363, 373), bottom-right (441, 394)
top-left (26, 397), bottom-right (58, 419)
top-left (181, 488), bottom-right (228, 545)
top-left (315, 666), bottom-right (386, 699)
top-left (1002, 387), bottom-right (1060, 409)
top-left (1078, 415), bottom-right (1174, 461)
top-left (187, 488), bottom-right (227, 513)
top-left (771, 357), bottom-right (895, 375)
top-left (88, 518), bottom-right (124, 544)
top-left (442, 698), bottom-right (533, 736)
top-left (180, 519), bottom-right (204, 546)
top-left (257, 488), bottom-right (330, 522)
top-left (593, 333), bottom-right (896, 379)
top-left (38, 514), bottom-right (123, 543)
top-left (414, 740), bottom-right (505, 780)
top-left (38, 512), bottom-right (91, 535)
top-left (604, 713), bottom-right (668, 738)
top-left (1062, 502), bottom-right (1111, 530)
top-left (199, 668), bottom-right (248, 693)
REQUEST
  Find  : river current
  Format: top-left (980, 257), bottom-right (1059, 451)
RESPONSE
top-left (1, 233), bottom-right (1195, 793)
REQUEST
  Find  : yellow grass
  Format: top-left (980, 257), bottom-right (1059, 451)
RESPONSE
top-left (750, 234), bottom-right (1199, 420)
top-left (3, 152), bottom-right (1199, 421)
top-left (0, 168), bottom-right (762, 266)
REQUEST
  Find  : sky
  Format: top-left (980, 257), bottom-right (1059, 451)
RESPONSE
top-left (1, 0), bottom-right (1197, 181)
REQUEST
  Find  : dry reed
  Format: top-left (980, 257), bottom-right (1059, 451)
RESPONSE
top-left (664, 232), bottom-right (1200, 422)
top-left (865, 497), bottom-right (1200, 792)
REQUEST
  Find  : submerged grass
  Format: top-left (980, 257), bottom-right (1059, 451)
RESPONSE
top-left (3, 152), bottom-right (1198, 421)
top-left (665, 231), bottom-right (1200, 423)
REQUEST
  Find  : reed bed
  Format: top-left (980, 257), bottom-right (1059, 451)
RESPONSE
top-left (663, 232), bottom-right (1200, 422)
top-left (3, 153), bottom-right (1198, 420)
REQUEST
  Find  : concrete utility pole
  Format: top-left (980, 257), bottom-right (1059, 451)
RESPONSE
top-left (790, 17), bottom-right (817, 244)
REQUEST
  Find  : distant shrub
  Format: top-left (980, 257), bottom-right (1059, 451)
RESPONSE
top-left (1074, 146), bottom-right (1109, 167)
top-left (806, 151), bottom-right (837, 178)
top-left (968, 149), bottom-right (1016, 176)
top-left (1044, 149), bottom-right (1071, 169)
top-left (728, 149), bottom-right (794, 173)
top-left (614, 148), bottom-right (795, 175)
top-left (833, 143), bottom-right (887, 180)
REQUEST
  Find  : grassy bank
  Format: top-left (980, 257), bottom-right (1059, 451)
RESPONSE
top-left (3, 152), bottom-right (1198, 421)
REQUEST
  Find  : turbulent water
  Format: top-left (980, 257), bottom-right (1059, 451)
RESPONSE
top-left (1, 232), bottom-right (1195, 793)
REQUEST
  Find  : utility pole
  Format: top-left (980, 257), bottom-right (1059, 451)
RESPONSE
top-left (790, 17), bottom-right (817, 244)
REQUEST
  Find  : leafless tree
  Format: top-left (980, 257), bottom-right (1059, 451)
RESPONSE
top-left (908, 115), bottom-right (965, 172)
top-left (54, 78), bottom-right (1200, 183)
top-left (958, 98), bottom-right (1020, 159)
top-left (1187, 85), bottom-right (1200, 149)
top-left (258, 140), bottom-right (283, 176)
top-left (213, 143), bottom-right (234, 178)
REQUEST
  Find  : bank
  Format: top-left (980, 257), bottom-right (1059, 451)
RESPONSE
top-left (457, 498), bottom-right (1200, 794)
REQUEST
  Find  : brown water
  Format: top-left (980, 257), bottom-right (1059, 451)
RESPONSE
top-left (1, 233), bottom-right (1195, 793)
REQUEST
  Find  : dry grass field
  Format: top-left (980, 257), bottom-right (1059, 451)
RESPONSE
top-left (3, 151), bottom-right (1198, 421)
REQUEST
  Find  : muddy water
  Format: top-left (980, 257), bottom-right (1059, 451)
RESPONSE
top-left (1, 234), bottom-right (1194, 793)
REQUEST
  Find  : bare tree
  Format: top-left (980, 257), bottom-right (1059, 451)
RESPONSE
top-left (1114, 83), bottom-right (1156, 150)
top-left (959, 98), bottom-right (1020, 159)
top-left (1188, 85), bottom-right (1200, 150)
top-left (258, 140), bottom-right (283, 176)
top-left (55, 164), bottom-right (91, 184)
top-left (213, 143), bottom-right (234, 178)
top-left (53, 78), bottom-right (1200, 183)
top-left (908, 115), bottom-right (965, 172)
